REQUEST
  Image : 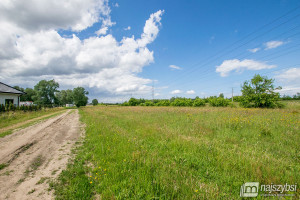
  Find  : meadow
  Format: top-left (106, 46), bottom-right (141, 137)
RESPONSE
top-left (54, 104), bottom-right (299, 199)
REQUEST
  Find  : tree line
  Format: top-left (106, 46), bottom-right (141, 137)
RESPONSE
top-left (122, 75), bottom-right (298, 108)
top-left (14, 79), bottom-right (89, 107)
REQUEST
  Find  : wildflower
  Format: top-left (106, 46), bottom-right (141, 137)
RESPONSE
top-left (90, 181), bottom-right (92, 184)
top-left (195, 190), bottom-right (198, 192)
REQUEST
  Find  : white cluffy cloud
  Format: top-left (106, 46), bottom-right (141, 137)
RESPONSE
top-left (186, 90), bottom-right (195, 94)
top-left (0, 0), bottom-right (111, 32)
top-left (169, 65), bottom-right (182, 70)
top-left (248, 48), bottom-right (260, 53)
top-left (264, 40), bottom-right (285, 50)
top-left (96, 27), bottom-right (108, 35)
top-left (216, 59), bottom-right (276, 77)
top-left (171, 90), bottom-right (182, 94)
top-left (274, 68), bottom-right (300, 82)
top-left (0, 0), bottom-right (164, 98)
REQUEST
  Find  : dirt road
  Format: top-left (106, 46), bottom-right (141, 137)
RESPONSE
top-left (0, 109), bottom-right (82, 200)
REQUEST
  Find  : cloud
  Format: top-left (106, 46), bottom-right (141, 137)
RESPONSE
top-left (248, 48), bottom-right (260, 53)
top-left (170, 90), bottom-right (182, 94)
top-left (278, 86), bottom-right (300, 96)
top-left (114, 3), bottom-right (119, 7)
top-left (274, 68), bottom-right (300, 82)
top-left (124, 26), bottom-right (131, 31)
top-left (0, 0), bottom-right (111, 32)
top-left (186, 90), bottom-right (195, 94)
top-left (95, 27), bottom-right (108, 35)
top-left (216, 59), bottom-right (276, 77)
top-left (169, 65), bottom-right (182, 70)
top-left (154, 93), bottom-right (160, 96)
top-left (264, 40), bottom-right (284, 50)
top-left (0, 1), bottom-right (164, 98)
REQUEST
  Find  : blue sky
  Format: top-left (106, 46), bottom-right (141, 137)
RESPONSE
top-left (0, 0), bottom-right (300, 102)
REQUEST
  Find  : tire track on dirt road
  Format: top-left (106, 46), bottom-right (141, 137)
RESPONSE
top-left (0, 109), bottom-right (82, 199)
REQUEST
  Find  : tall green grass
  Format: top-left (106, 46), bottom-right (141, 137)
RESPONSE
top-left (54, 106), bottom-right (300, 199)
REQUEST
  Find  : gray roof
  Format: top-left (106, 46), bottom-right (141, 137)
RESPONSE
top-left (0, 82), bottom-right (25, 94)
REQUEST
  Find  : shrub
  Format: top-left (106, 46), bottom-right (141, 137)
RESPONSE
top-left (170, 98), bottom-right (193, 107)
top-left (209, 97), bottom-right (230, 107)
top-left (145, 100), bottom-right (154, 106)
top-left (155, 100), bottom-right (170, 106)
top-left (128, 98), bottom-right (139, 106)
top-left (193, 99), bottom-right (205, 107)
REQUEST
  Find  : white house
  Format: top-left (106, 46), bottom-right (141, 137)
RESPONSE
top-left (0, 82), bottom-right (25, 107)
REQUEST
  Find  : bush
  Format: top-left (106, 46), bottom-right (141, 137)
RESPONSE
top-left (170, 98), bottom-right (193, 107)
top-left (209, 97), bottom-right (230, 107)
top-left (193, 99), bottom-right (205, 107)
top-left (155, 100), bottom-right (170, 106)
top-left (145, 100), bottom-right (154, 106)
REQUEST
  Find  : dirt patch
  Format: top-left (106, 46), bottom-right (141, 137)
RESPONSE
top-left (0, 109), bottom-right (82, 199)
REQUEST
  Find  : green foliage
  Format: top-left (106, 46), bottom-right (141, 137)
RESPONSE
top-left (73, 87), bottom-right (89, 107)
top-left (92, 99), bottom-right (99, 106)
top-left (170, 98), bottom-right (193, 107)
top-left (193, 98), bottom-right (205, 107)
top-left (33, 79), bottom-right (59, 106)
top-left (128, 98), bottom-right (139, 106)
top-left (56, 89), bottom-right (74, 105)
top-left (209, 97), bottom-right (230, 107)
top-left (155, 100), bottom-right (170, 106)
top-left (240, 74), bottom-right (282, 108)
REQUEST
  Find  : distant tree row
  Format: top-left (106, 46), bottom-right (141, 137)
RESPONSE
top-left (122, 94), bottom-right (231, 107)
top-left (122, 75), bottom-right (294, 108)
top-left (14, 79), bottom-right (89, 107)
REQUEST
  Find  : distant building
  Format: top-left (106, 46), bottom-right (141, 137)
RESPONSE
top-left (66, 104), bottom-right (74, 107)
top-left (20, 101), bottom-right (34, 106)
top-left (0, 82), bottom-right (25, 106)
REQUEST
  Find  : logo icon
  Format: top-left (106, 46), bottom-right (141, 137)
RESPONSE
top-left (240, 182), bottom-right (259, 197)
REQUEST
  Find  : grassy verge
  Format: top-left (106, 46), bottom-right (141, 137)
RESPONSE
top-left (54, 106), bottom-right (299, 199)
top-left (0, 108), bottom-right (64, 129)
top-left (0, 110), bottom-right (66, 138)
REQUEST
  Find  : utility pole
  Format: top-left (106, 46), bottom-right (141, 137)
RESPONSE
top-left (232, 87), bottom-right (234, 102)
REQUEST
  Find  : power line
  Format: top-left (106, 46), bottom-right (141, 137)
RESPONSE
top-left (159, 6), bottom-right (300, 87)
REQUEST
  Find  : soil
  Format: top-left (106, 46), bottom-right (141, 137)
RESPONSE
top-left (0, 109), bottom-right (82, 199)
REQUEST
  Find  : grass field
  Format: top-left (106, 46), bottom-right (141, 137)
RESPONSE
top-left (54, 105), bottom-right (299, 199)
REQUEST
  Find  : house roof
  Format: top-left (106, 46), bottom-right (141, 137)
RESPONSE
top-left (0, 82), bottom-right (26, 95)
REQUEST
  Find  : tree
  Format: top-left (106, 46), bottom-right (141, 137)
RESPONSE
top-left (219, 93), bottom-right (224, 98)
top-left (56, 89), bottom-right (73, 105)
top-left (14, 86), bottom-right (36, 101)
top-left (23, 88), bottom-right (36, 101)
top-left (128, 98), bottom-right (139, 106)
top-left (92, 99), bottom-right (98, 106)
top-left (240, 74), bottom-right (282, 108)
top-left (32, 80), bottom-right (59, 106)
top-left (73, 87), bottom-right (89, 107)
